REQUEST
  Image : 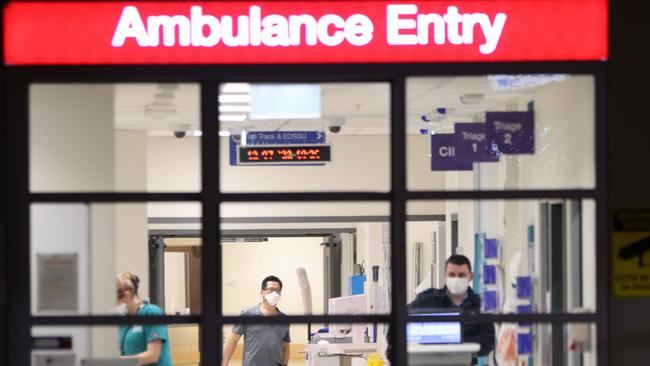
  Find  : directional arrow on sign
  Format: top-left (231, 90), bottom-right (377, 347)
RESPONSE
top-left (618, 235), bottom-right (650, 267)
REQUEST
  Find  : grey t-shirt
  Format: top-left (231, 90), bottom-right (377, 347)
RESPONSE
top-left (232, 305), bottom-right (291, 366)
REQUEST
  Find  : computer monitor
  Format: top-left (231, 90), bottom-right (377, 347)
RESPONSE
top-left (407, 311), bottom-right (463, 345)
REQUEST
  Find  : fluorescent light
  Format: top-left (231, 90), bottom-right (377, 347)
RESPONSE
top-left (193, 131), bottom-right (202, 137)
top-left (222, 83), bottom-right (251, 93)
top-left (219, 105), bottom-right (252, 112)
top-left (487, 74), bottom-right (569, 91)
top-left (219, 94), bottom-right (252, 103)
top-left (250, 84), bottom-right (321, 120)
top-left (219, 114), bottom-right (248, 122)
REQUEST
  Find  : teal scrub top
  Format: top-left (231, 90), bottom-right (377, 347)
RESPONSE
top-left (118, 303), bottom-right (173, 366)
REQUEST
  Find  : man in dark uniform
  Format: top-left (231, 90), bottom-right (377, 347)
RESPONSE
top-left (387, 254), bottom-right (495, 364)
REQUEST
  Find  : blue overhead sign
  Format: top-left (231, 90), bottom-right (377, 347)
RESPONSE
top-left (230, 130), bottom-right (327, 166)
top-left (245, 131), bottom-right (325, 145)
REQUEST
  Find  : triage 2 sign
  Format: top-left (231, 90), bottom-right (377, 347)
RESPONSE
top-left (4, 1), bottom-right (608, 65)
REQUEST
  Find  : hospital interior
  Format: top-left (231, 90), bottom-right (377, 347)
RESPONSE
top-left (28, 75), bottom-right (597, 366)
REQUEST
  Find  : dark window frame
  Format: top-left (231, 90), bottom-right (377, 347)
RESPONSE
top-left (3, 61), bottom-right (607, 366)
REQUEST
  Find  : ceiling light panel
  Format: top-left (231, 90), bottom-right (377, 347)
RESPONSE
top-left (219, 94), bottom-right (252, 103)
top-left (221, 83), bottom-right (251, 93)
top-left (219, 105), bottom-right (252, 113)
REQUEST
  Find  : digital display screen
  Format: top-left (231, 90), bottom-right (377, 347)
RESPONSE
top-left (407, 313), bottom-right (462, 345)
top-left (239, 145), bottom-right (331, 164)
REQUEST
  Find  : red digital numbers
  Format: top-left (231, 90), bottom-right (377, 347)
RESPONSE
top-left (260, 149), bottom-right (275, 160)
top-left (246, 149), bottom-right (260, 161)
top-left (240, 145), bottom-right (329, 163)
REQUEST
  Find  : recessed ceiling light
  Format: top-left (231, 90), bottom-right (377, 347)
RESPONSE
top-left (219, 114), bottom-right (247, 122)
top-left (219, 105), bottom-right (252, 112)
top-left (219, 94), bottom-right (252, 103)
top-left (222, 83), bottom-right (251, 93)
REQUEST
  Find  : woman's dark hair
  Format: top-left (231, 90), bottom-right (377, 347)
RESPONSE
top-left (445, 254), bottom-right (472, 273)
top-left (261, 275), bottom-right (283, 290)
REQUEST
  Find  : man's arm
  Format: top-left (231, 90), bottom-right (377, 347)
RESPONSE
top-left (464, 322), bottom-right (495, 357)
top-left (221, 332), bottom-right (242, 366)
top-left (281, 341), bottom-right (290, 364)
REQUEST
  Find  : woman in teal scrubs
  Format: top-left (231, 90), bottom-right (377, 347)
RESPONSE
top-left (116, 272), bottom-right (173, 366)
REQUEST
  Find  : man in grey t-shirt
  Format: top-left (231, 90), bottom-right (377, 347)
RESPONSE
top-left (222, 275), bottom-right (291, 366)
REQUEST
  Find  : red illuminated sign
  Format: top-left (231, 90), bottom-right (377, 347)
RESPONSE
top-left (239, 145), bottom-right (331, 164)
top-left (3, 1), bottom-right (608, 65)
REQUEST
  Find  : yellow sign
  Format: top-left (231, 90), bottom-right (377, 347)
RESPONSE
top-left (613, 210), bottom-right (650, 297)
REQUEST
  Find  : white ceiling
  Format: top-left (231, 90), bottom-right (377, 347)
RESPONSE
top-left (114, 76), bottom-right (551, 136)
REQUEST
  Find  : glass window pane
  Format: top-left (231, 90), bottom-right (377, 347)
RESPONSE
top-left (220, 201), bottom-right (391, 316)
top-left (406, 75), bottom-right (595, 190)
top-left (406, 199), bottom-right (597, 314)
top-left (29, 83), bottom-right (200, 192)
top-left (32, 324), bottom-right (199, 365)
top-left (219, 82), bottom-right (390, 192)
top-left (30, 202), bottom-right (201, 315)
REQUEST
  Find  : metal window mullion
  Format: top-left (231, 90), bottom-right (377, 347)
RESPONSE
top-left (406, 189), bottom-right (598, 200)
top-left (31, 315), bottom-right (201, 326)
top-left (200, 81), bottom-right (220, 366)
top-left (405, 313), bottom-right (599, 323)
top-left (222, 315), bottom-right (392, 325)
top-left (14, 62), bottom-right (605, 83)
top-left (595, 68), bottom-right (608, 366)
top-left (219, 192), bottom-right (390, 202)
top-left (26, 312), bottom-right (598, 326)
top-left (6, 75), bottom-right (31, 365)
top-left (389, 76), bottom-right (408, 366)
top-left (27, 192), bottom-right (201, 203)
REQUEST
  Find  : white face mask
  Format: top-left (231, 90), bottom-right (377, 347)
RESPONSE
top-left (115, 303), bottom-right (128, 315)
top-left (264, 292), bottom-right (281, 307)
top-left (446, 277), bottom-right (469, 296)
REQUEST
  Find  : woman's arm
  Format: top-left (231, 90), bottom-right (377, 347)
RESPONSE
top-left (121, 339), bottom-right (162, 365)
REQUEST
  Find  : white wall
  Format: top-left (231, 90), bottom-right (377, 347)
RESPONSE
top-left (30, 85), bottom-right (115, 192)
top-left (407, 135), bottom-right (448, 191)
top-left (30, 85), bottom-right (118, 364)
top-left (89, 205), bottom-right (119, 358)
top-left (31, 205), bottom-right (91, 363)
top-left (29, 85), bottom-right (153, 362)
top-left (518, 76), bottom-right (595, 190)
top-left (164, 252), bottom-right (187, 315)
top-left (146, 135), bottom-right (200, 192)
top-left (405, 222), bottom-right (439, 303)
